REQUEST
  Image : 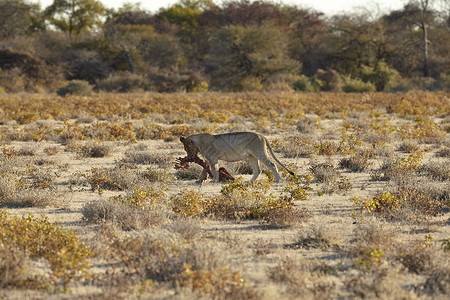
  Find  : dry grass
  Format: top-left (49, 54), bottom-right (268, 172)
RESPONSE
top-left (0, 91), bottom-right (448, 299)
top-left (309, 161), bottom-right (342, 187)
top-left (338, 152), bottom-right (371, 172)
top-left (287, 225), bottom-right (343, 250)
top-left (76, 142), bottom-right (113, 158)
top-left (421, 160), bottom-right (450, 181)
top-left (274, 136), bottom-right (316, 158)
top-left (122, 149), bottom-right (173, 168)
top-left (268, 258), bottom-right (337, 299)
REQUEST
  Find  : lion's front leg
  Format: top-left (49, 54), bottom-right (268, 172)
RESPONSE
top-left (210, 163), bottom-right (220, 182)
top-left (207, 159), bottom-right (220, 182)
top-left (197, 169), bottom-right (208, 184)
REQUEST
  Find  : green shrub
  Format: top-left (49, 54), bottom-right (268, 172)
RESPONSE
top-left (314, 141), bottom-right (340, 156)
top-left (293, 75), bottom-right (313, 92)
top-left (0, 241), bottom-right (30, 288)
top-left (170, 189), bottom-right (206, 218)
top-left (352, 183), bottom-right (443, 221)
top-left (98, 72), bottom-right (146, 93)
top-left (0, 210), bottom-right (93, 283)
top-left (112, 186), bottom-right (166, 209)
top-left (437, 72), bottom-right (450, 91)
top-left (356, 247), bottom-right (384, 270)
top-left (371, 151), bottom-right (424, 181)
top-left (16, 113), bottom-right (39, 124)
top-left (87, 165), bottom-right (140, 193)
top-left (410, 77), bottom-right (438, 91)
top-left (283, 180), bottom-right (309, 201)
top-left (210, 180), bottom-right (309, 226)
top-left (360, 62), bottom-right (399, 91)
top-left (342, 77), bottom-right (376, 93)
top-left (314, 69), bottom-right (342, 92)
top-left (82, 187), bottom-right (170, 230)
top-left (57, 80), bottom-right (92, 96)
top-left (240, 76), bottom-right (263, 91)
top-left (187, 80), bottom-right (209, 92)
top-left (142, 166), bottom-right (174, 183)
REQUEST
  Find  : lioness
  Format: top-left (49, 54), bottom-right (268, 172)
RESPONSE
top-left (180, 132), bottom-right (294, 183)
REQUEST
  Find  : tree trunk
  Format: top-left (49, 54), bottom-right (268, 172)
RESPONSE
top-left (422, 20), bottom-right (429, 77)
top-left (420, 0), bottom-right (430, 77)
top-left (123, 50), bottom-right (135, 74)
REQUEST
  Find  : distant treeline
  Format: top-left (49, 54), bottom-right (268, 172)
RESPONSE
top-left (0, 0), bottom-right (449, 93)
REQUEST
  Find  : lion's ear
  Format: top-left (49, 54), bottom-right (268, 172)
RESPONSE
top-left (180, 136), bottom-right (185, 143)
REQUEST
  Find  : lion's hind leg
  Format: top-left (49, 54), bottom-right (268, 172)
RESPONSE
top-left (247, 155), bottom-right (262, 182)
top-left (258, 155), bottom-right (282, 183)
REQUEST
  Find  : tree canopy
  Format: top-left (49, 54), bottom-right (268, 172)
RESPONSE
top-left (0, 0), bottom-right (449, 93)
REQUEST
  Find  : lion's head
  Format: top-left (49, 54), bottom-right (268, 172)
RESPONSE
top-left (180, 136), bottom-right (200, 159)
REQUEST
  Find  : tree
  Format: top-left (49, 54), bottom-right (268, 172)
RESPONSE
top-left (158, 0), bottom-right (213, 44)
top-left (0, 0), bottom-right (43, 39)
top-left (104, 24), bottom-right (156, 73)
top-left (44, 0), bottom-right (106, 37)
top-left (281, 6), bottom-right (328, 75)
top-left (417, 0), bottom-right (432, 76)
top-left (139, 34), bottom-right (186, 69)
top-left (383, 1), bottom-right (444, 77)
top-left (328, 14), bottom-right (377, 76)
top-left (205, 0), bottom-right (283, 26)
top-left (206, 24), bottom-right (300, 91)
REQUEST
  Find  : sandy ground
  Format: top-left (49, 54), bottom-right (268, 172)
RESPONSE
top-left (1, 114), bottom-right (449, 299)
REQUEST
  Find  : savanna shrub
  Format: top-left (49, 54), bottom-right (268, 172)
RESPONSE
top-left (109, 233), bottom-right (258, 298)
top-left (98, 72), bottom-right (146, 92)
top-left (170, 189), bottom-right (206, 218)
top-left (293, 75), bottom-right (313, 92)
top-left (142, 166), bottom-right (174, 183)
top-left (0, 210), bottom-right (93, 283)
top-left (57, 80), bottom-right (92, 96)
top-left (309, 161), bottom-right (340, 183)
top-left (437, 72), bottom-right (450, 91)
top-left (76, 142), bottom-right (112, 158)
top-left (82, 187), bottom-right (170, 230)
top-left (314, 69), bottom-right (342, 92)
top-left (371, 151), bottom-right (423, 181)
top-left (353, 184), bottom-right (443, 221)
top-left (0, 67), bottom-right (25, 92)
top-left (0, 240), bottom-right (30, 288)
top-left (206, 179), bottom-right (309, 226)
top-left (240, 76), bottom-right (263, 91)
top-left (112, 186), bottom-right (166, 209)
top-left (339, 152), bottom-right (371, 172)
top-left (360, 62), bottom-right (399, 92)
top-left (342, 77), bottom-right (376, 93)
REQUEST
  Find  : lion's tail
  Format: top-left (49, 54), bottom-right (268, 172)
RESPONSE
top-left (264, 137), bottom-right (295, 176)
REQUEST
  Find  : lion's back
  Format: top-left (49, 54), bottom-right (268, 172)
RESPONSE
top-left (213, 132), bottom-right (266, 155)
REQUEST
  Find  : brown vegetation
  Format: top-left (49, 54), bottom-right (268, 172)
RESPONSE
top-left (0, 91), bottom-right (449, 299)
